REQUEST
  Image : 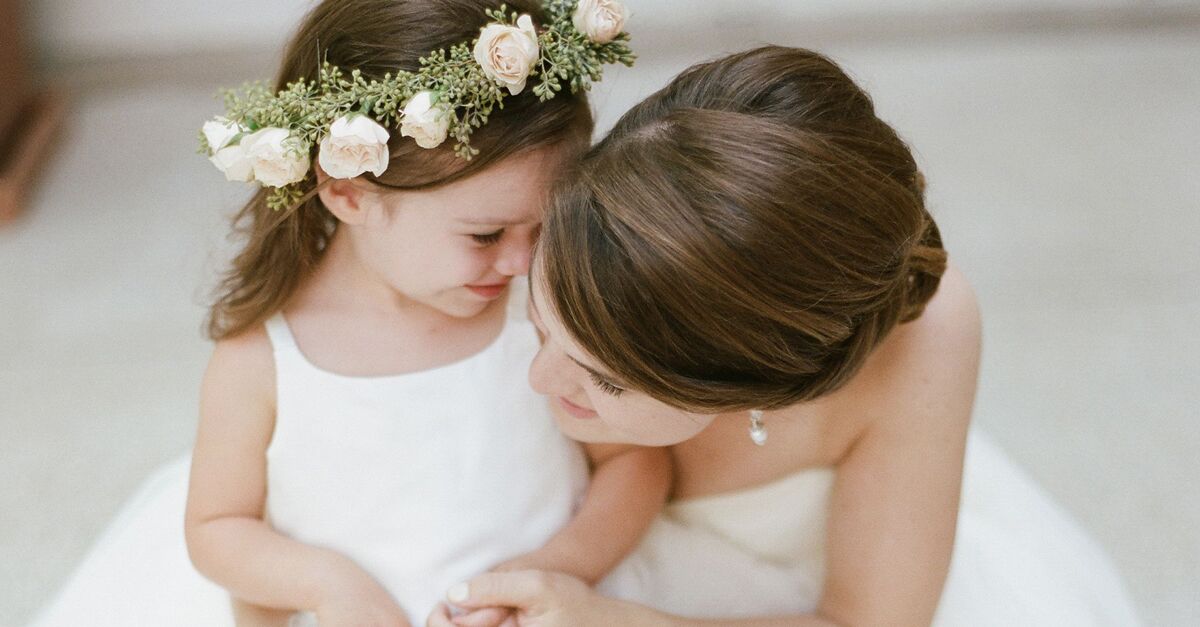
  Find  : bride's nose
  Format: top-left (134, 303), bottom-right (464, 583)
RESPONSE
top-left (528, 344), bottom-right (573, 397)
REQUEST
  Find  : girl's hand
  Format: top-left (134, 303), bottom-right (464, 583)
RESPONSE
top-left (314, 561), bottom-right (411, 627)
top-left (429, 570), bottom-right (660, 627)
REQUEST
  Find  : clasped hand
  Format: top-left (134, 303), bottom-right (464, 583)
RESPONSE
top-left (425, 570), bottom-right (653, 627)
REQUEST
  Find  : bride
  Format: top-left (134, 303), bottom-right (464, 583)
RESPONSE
top-left (433, 45), bottom-right (1141, 626)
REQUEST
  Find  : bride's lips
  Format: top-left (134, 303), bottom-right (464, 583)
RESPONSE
top-left (559, 396), bottom-right (598, 420)
top-left (465, 282), bottom-right (510, 300)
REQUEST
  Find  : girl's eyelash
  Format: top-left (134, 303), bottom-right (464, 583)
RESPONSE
top-left (588, 371), bottom-right (624, 397)
top-left (471, 230), bottom-right (504, 245)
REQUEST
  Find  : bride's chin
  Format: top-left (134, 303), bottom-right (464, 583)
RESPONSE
top-left (552, 415), bottom-right (609, 443)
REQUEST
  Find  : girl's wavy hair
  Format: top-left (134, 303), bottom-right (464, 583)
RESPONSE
top-left (207, 0), bottom-right (593, 340)
top-left (542, 45), bottom-right (947, 412)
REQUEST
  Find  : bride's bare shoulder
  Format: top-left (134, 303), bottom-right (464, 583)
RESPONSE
top-left (842, 263), bottom-right (982, 424)
top-left (898, 263), bottom-right (982, 358)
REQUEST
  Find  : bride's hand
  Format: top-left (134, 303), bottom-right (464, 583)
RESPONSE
top-left (426, 570), bottom-right (661, 627)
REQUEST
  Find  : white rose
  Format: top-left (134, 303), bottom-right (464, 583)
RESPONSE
top-left (318, 114), bottom-right (391, 179)
top-left (210, 144), bottom-right (254, 183)
top-left (241, 128), bottom-right (311, 188)
top-left (473, 14), bottom-right (540, 96)
top-left (203, 118), bottom-right (254, 182)
top-left (400, 91), bottom-right (452, 149)
top-left (573, 0), bottom-right (627, 44)
top-left (202, 118), bottom-right (241, 152)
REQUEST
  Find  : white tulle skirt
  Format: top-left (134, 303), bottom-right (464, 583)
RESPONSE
top-left (30, 456), bottom-right (232, 626)
top-left (31, 433), bottom-right (1142, 626)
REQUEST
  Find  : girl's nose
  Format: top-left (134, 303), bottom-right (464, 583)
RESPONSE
top-left (494, 230), bottom-right (534, 277)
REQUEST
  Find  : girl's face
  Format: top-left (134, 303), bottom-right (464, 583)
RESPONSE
top-left (526, 259), bottom-right (718, 446)
top-left (351, 148), bottom-right (559, 319)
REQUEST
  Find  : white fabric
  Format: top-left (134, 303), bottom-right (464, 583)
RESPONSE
top-left (600, 432), bottom-right (1142, 625)
top-left (31, 308), bottom-right (589, 626)
top-left (29, 455), bottom-right (232, 626)
top-left (31, 292), bottom-right (1140, 625)
top-left (33, 422), bottom-right (1142, 627)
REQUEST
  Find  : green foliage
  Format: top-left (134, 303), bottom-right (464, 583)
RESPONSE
top-left (266, 182), bottom-right (308, 212)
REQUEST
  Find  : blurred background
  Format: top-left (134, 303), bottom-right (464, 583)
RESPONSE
top-left (1, 0), bottom-right (1197, 625)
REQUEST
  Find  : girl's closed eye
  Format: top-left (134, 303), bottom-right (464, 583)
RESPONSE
top-left (589, 371), bottom-right (625, 397)
top-left (471, 229), bottom-right (505, 245)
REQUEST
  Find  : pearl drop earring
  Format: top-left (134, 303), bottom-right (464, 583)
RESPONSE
top-left (748, 409), bottom-right (768, 446)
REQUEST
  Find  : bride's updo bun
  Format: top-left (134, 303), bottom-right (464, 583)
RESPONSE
top-left (541, 45), bottom-right (947, 411)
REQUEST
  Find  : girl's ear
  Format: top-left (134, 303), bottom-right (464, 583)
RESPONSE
top-left (315, 165), bottom-right (371, 225)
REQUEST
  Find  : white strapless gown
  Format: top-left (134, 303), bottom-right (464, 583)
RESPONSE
top-left (600, 431), bottom-right (1142, 625)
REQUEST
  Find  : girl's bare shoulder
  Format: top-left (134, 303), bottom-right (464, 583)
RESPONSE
top-left (201, 324), bottom-right (276, 416)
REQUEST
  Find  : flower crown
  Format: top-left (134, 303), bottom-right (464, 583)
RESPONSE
top-left (199, 0), bottom-right (633, 210)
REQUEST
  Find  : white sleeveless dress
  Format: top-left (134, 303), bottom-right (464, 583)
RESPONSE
top-left (30, 309), bottom-right (589, 626)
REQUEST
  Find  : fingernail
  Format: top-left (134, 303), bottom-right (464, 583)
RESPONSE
top-left (447, 582), bottom-right (470, 604)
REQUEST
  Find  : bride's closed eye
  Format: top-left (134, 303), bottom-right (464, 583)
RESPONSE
top-left (589, 372), bottom-right (625, 397)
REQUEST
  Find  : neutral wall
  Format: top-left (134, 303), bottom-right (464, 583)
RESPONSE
top-left (31, 0), bottom-right (1151, 61)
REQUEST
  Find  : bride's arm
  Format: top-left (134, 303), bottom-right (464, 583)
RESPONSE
top-left (815, 266), bottom-right (980, 626)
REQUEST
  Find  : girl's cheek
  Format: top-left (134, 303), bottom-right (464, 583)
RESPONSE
top-left (458, 249), bottom-right (492, 276)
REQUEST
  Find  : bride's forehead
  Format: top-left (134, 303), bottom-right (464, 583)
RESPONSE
top-left (527, 269), bottom-right (571, 337)
top-left (526, 268), bottom-right (552, 322)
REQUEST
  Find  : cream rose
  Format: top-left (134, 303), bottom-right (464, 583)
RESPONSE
top-left (473, 14), bottom-right (540, 96)
top-left (241, 128), bottom-right (311, 188)
top-left (573, 0), bottom-right (627, 44)
top-left (400, 91), bottom-right (452, 149)
top-left (318, 114), bottom-right (391, 179)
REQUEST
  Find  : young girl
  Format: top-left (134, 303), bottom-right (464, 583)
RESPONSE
top-left (34, 1), bottom-right (669, 626)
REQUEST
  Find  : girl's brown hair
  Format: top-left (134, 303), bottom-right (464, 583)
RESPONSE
top-left (542, 46), bottom-right (946, 412)
top-left (207, 0), bottom-right (594, 340)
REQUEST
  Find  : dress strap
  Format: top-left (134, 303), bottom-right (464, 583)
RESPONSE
top-left (263, 312), bottom-right (298, 353)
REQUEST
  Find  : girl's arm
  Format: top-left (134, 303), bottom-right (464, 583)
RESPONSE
top-left (447, 442), bottom-right (670, 627)
top-left (185, 329), bottom-right (408, 625)
top-left (496, 442), bottom-right (673, 584)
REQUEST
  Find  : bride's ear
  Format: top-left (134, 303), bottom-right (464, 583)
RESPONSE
top-left (315, 165), bottom-right (371, 226)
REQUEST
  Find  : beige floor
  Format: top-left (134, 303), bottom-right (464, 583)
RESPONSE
top-left (2, 20), bottom-right (1198, 627)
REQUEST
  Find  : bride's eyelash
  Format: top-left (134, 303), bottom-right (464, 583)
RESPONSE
top-left (471, 230), bottom-right (504, 245)
top-left (589, 372), bottom-right (624, 397)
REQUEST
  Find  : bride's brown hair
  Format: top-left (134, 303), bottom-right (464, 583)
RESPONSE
top-left (541, 46), bottom-right (946, 411)
top-left (207, 0), bottom-right (593, 340)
